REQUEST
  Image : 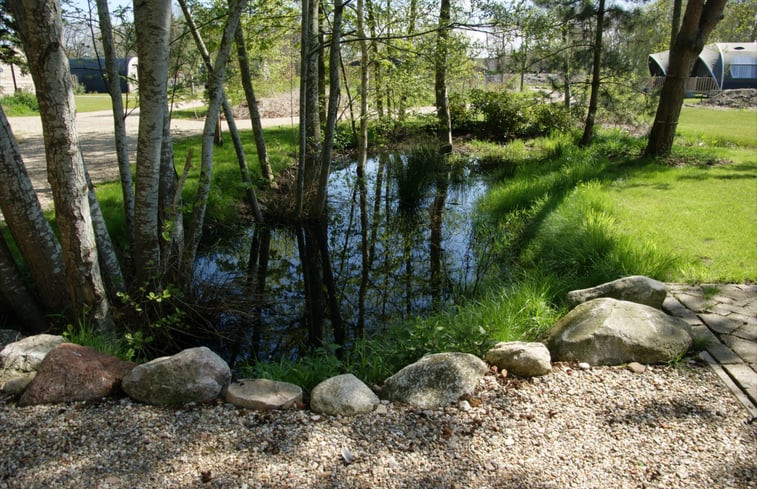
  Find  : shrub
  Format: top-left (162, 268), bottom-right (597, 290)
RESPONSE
top-left (0, 91), bottom-right (39, 115)
top-left (469, 88), bottom-right (527, 140)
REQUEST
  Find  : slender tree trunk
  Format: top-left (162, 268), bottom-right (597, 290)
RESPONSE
top-left (182, 0), bottom-right (245, 275)
top-left (85, 167), bottom-right (125, 295)
top-left (178, 0), bottom-right (263, 223)
top-left (133, 0), bottom-right (172, 285)
top-left (435, 0), bottom-right (452, 151)
top-left (563, 25), bottom-right (571, 111)
top-left (297, 0), bottom-right (321, 219)
top-left (0, 106), bottom-right (67, 313)
top-left (11, 0), bottom-right (113, 332)
top-left (366, 0), bottom-right (383, 118)
top-left (645, 0), bottom-right (727, 157)
top-left (234, 23), bottom-right (274, 185)
top-left (318, 9), bottom-right (327, 130)
top-left (670, 0), bottom-right (683, 52)
top-left (356, 0), bottom-right (369, 335)
top-left (296, 0), bottom-right (311, 219)
top-left (95, 0), bottom-right (134, 251)
top-left (0, 234), bottom-right (48, 333)
top-left (580, 0), bottom-right (605, 147)
top-left (316, 0), bottom-right (345, 218)
top-left (158, 107), bottom-right (184, 277)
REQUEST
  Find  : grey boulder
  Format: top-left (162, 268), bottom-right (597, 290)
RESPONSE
top-left (225, 378), bottom-right (302, 410)
top-left (485, 341), bottom-right (551, 377)
top-left (122, 347), bottom-right (230, 405)
top-left (567, 275), bottom-right (667, 309)
top-left (0, 334), bottom-right (64, 395)
top-left (543, 298), bottom-right (692, 365)
top-left (381, 352), bottom-right (488, 409)
top-left (310, 374), bottom-right (378, 416)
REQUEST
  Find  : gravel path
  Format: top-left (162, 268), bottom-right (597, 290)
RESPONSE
top-left (1, 362), bottom-right (755, 488)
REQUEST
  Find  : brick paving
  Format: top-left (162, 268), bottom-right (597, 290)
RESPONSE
top-left (664, 283), bottom-right (757, 418)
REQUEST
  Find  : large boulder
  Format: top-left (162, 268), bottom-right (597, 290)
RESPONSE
top-left (543, 298), bottom-right (692, 365)
top-left (0, 334), bottom-right (64, 395)
top-left (381, 352), bottom-right (488, 409)
top-left (225, 378), bottom-right (302, 410)
top-left (18, 343), bottom-right (135, 406)
top-left (567, 276), bottom-right (667, 309)
top-left (122, 347), bottom-right (230, 406)
top-left (485, 341), bottom-right (551, 377)
top-left (310, 374), bottom-right (379, 416)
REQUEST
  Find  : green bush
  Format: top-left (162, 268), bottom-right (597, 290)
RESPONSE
top-left (469, 89), bottom-right (527, 140)
top-left (0, 92), bottom-right (39, 116)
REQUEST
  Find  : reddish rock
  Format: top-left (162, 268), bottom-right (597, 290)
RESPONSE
top-left (18, 343), bottom-right (135, 406)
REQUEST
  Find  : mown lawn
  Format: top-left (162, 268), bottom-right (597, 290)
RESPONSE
top-left (479, 105), bottom-right (757, 286)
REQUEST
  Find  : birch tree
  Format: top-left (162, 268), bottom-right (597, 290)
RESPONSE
top-left (0, 106), bottom-right (68, 314)
top-left (10, 0), bottom-right (113, 332)
top-left (133, 0), bottom-right (172, 284)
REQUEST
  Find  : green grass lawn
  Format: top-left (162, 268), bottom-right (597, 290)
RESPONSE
top-left (676, 106), bottom-right (757, 147)
top-left (1, 93), bottom-right (137, 116)
top-left (601, 155), bottom-right (756, 283)
top-left (480, 105), bottom-right (757, 286)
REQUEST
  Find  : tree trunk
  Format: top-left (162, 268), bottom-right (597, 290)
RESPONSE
top-left (0, 106), bottom-right (68, 313)
top-left (11, 0), bottom-right (113, 333)
top-left (234, 23), bottom-right (274, 185)
top-left (580, 0), bottom-right (605, 147)
top-left (84, 167), bottom-right (125, 296)
top-left (356, 0), bottom-right (369, 336)
top-left (645, 0), bottom-right (727, 157)
top-left (670, 0), bottom-right (683, 52)
top-left (563, 25), bottom-right (571, 111)
top-left (95, 0), bottom-right (134, 252)
top-left (297, 0), bottom-right (322, 219)
top-left (158, 107), bottom-right (184, 277)
top-left (177, 0), bottom-right (263, 224)
top-left (435, 0), bottom-right (452, 152)
top-left (315, 0), bottom-right (345, 218)
top-left (133, 0), bottom-right (172, 285)
top-left (366, 0), bottom-right (383, 118)
top-left (0, 234), bottom-right (48, 334)
top-left (182, 0), bottom-right (245, 275)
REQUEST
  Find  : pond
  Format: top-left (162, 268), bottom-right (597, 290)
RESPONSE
top-left (194, 153), bottom-right (489, 367)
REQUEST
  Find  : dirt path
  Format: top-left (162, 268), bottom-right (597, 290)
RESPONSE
top-left (7, 102), bottom-right (298, 211)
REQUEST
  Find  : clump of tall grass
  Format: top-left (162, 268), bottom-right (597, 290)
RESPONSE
top-left (391, 142), bottom-right (447, 210)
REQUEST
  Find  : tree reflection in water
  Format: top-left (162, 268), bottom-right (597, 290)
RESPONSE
top-left (194, 154), bottom-right (488, 367)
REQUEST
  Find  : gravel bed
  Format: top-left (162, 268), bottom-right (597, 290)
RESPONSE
top-left (1, 362), bottom-right (754, 489)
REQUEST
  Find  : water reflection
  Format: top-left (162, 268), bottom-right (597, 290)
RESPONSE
top-left (194, 154), bottom-right (488, 365)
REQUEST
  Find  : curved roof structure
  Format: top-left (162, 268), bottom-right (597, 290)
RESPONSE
top-left (648, 42), bottom-right (757, 90)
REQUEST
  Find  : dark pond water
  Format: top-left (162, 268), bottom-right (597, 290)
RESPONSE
top-left (195, 154), bottom-right (489, 366)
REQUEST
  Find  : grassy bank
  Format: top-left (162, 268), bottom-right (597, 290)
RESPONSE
top-left (81, 105), bottom-right (756, 389)
top-left (258, 106), bottom-right (755, 389)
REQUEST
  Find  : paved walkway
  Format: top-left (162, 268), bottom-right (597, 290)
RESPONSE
top-left (663, 283), bottom-right (757, 418)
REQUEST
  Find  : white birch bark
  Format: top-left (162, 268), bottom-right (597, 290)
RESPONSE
top-left (10, 0), bottom-right (112, 332)
top-left (0, 105), bottom-right (68, 313)
top-left (95, 0), bottom-right (135, 251)
top-left (133, 0), bottom-right (172, 284)
top-left (181, 0), bottom-right (245, 275)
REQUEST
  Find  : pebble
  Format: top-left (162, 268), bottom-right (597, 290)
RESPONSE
top-left (0, 364), bottom-right (754, 489)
